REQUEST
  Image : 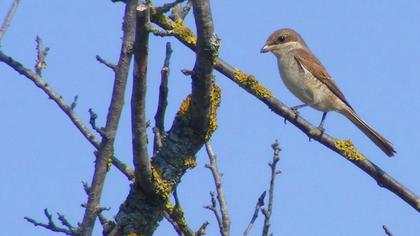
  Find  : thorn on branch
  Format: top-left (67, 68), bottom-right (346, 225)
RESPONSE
top-left (82, 181), bottom-right (91, 195)
top-left (35, 36), bottom-right (50, 76)
top-left (70, 95), bottom-right (78, 110)
top-left (96, 55), bottom-right (117, 71)
top-left (382, 225), bottom-right (393, 236)
top-left (181, 69), bottom-right (194, 76)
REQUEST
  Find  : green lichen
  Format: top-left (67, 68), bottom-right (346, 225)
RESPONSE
top-left (233, 69), bottom-right (273, 99)
top-left (334, 139), bottom-right (365, 161)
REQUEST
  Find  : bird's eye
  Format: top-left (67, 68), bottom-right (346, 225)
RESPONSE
top-left (277, 35), bottom-right (286, 43)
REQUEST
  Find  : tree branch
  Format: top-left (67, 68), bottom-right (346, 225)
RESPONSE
top-left (80, 0), bottom-right (138, 234)
top-left (132, 2), bottom-right (153, 194)
top-left (153, 42), bottom-right (172, 153)
top-left (262, 140), bottom-right (281, 236)
top-left (114, 1), bottom-right (220, 234)
top-left (24, 209), bottom-right (77, 236)
top-left (0, 0), bottom-right (20, 41)
top-left (243, 191), bottom-right (266, 236)
top-left (150, 12), bottom-right (420, 213)
top-left (205, 143), bottom-right (230, 236)
top-left (0, 50), bottom-right (134, 180)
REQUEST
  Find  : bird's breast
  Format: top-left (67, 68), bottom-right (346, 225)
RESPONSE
top-left (277, 56), bottom-right (313, 103)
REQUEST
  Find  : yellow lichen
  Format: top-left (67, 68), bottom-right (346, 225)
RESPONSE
top-left (151, 166), bottom-right (173, 199)
top-left (165, 202), bottom-right (188, 228)
top-left (177, 95), bottom-right (191, 117)
top-left (183, 156), bottom-right (197, 169)
top-left (334, 139), bottom-right (365, 161)
top-left (154, 12), bottom-right (196, 45)
top-left (172, 19), bottom-right (197, 45)
top-left (205, 83), bottom-right (221, 141)
top-left (233, 69), bottom-right (273, 99)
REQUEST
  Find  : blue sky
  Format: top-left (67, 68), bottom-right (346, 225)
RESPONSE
top-left (1, 0), bottom-right (419, 235)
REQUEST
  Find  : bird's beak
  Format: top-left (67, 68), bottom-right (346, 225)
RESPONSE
top-left (260, 44), bottom-right (272, 53)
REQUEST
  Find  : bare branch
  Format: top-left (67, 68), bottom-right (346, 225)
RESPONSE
top-left (205, 143), bottom-right (230, 236)
top-left (80, 0), bottom-right (138, 234)
top-left (150, 13), bottom-right (420, 213)
top-left (196, 221), bottom-right (209, 236)
top-left (114, 0), bottom-right (219, 233)
top-left (154, 42), bottom-right (172, 133)
top-left (24, 209), bottom-right (77, 235)
top-left (35, 36), bottom-right (49, 75)
top-left (132, 3), bottom-right (153, 194)
top-left (262, 140), bottom-right (281, 236)
top-left (155, 0), bottom-right (186, 14)
top-left (0, 51), bottom-right (133, 180)
top-left (382, 225), bottom-right (393, 236)
top-left (153, 42), bottom-right (172, 153)
top-left (96, 55), bottom-right (117, 71)
top-left (163, 211), bottom-right (184, 236)
top-left (243, 191), bottom-right (266, 236)
top-left (0, 0), bottom-right (20, 41)
top-left (170, 0), bottom-right (192, 21)
top-left (204, 191), bottom-right (223, 232)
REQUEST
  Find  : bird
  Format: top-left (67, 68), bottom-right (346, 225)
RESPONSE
top-left (260, 28), bottom-right (396, 157)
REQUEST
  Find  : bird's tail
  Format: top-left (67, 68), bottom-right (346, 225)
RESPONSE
top-left (340, 108), bottom-right (396, 157)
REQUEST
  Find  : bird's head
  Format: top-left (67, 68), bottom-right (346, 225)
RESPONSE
top-left (260, 28), bottom-right (307, 56)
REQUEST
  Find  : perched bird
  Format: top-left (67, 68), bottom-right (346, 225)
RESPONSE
top-left (261, 28), bottom-right (395, 157)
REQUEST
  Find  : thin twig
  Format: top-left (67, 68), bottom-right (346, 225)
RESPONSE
top-left (0, 51), bottom-right (134, 180)
top-left (262, 140), bottom-right (281, 236)
top-left (382, 225), bottom-right (393, 236)
top-left (150, 12), bottom-right (420, 213)
top-left (170, 0), bottom-right (192, 21)
top-left (24, 209), bottom-right (76, 235)
top-left (80, 0), bottom-right (138, 234)
top-left (205, 143), bottom-right (230, 236)
top-left (70, 96), bottom-right (78, 110)
top-left (204, 191), bottom-right (223, 232)
top-left (163, 211), bottom-right (184, 236)
top-left (155, 0), bottom-right (186, 14)
top-left (196, 221), bottom-right (209, 236)
top-left (0, 0), bottom-right (20, 41)
top-left (243, 191), bottom-right (266, 236)
top-left (96, 55), bottom-right (117, 71)
top-left (153, 42), bottom-right (172, 153)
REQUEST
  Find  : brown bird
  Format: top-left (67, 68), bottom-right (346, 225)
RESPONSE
top-left (261, 28), bottom-right (395, 157)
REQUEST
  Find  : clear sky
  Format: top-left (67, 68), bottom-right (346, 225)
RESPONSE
top-left (1, 0), bottom-right (419, 235)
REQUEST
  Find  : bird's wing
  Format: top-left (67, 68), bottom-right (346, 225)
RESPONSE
top-left (293, 48), bottom-right (353, 109)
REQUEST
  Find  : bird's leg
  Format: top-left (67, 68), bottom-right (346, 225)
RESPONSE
top-left (318, 112), bottom-right (328, 134)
